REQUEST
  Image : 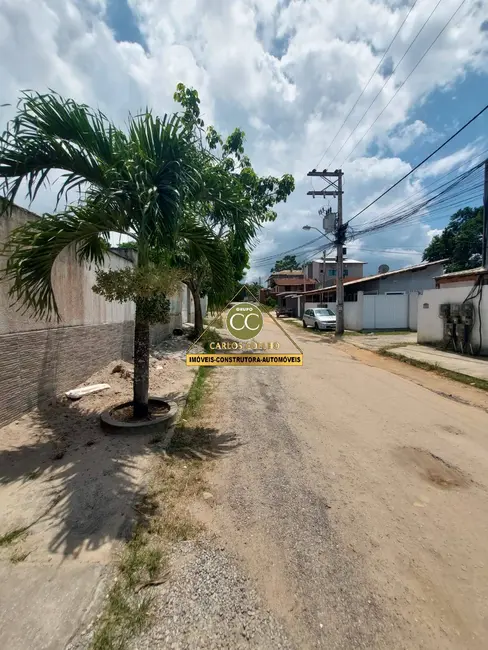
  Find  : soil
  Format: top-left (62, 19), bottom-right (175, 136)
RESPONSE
top-left (0, 334), bottom-right (200, 564)
top-left (188, 313), bottom-right (488, 649)
top-left (110, 401), bottom-right (170, 423)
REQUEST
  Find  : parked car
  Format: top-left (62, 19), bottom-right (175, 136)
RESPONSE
top-left (276, 306), bottom-right (294, 318)
top-left (302, 308), bottom-right (336, 330)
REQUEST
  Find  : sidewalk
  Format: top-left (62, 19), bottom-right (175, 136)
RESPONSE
top-left (387, 345), bottom-right (488, 381)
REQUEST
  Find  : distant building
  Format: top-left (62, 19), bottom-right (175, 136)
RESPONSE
top-left (303, 259), bottom-right (448, 303)
top-left (305, 258), bottom-right (366, 287)
top-left (435, 267), bottom-right (488, 288)
top-left (266, 269), bottom-right (316, 293)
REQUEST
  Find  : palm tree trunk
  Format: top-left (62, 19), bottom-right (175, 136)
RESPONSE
top-left (189, 283), bottom-right (204, 337)
top-left (133, 300), bottom-right (150, 418)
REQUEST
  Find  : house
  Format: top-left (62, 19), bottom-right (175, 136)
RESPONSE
top-left (303, 259), bottom-right (448, 303)
top-left (260, 270), bottom-right (316, 303)
top-left (305, 257), bottom-right (366, 287)
top-left (435, 267), bottom-right (488, 288)
top-left (299, 259), bottom-right (448, 331)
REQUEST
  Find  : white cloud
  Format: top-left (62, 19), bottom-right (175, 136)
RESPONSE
top-left (1, 0), bottom-right (487, 279)
top-left (418, 142), bottom-right (483, 178)
top-left (380, 120), bottom-right (431, 154)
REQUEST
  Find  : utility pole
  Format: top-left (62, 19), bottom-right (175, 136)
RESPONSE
top-left (322, 248), bottom-right (326, 288)
top-left (336, 172), bottom-right (345, 335)
top-left (483, 159), bottom-right (488, 269)
top-left (307, 169), bottom-right (346, 335)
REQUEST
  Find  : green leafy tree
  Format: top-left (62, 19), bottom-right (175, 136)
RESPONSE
top-left (0, 92), bottom-right (240, 417)
top-left (423, 206), bottom-right (483, 272)
top-left (172, 84), bottom-right (295, 331)
top-left (271, 254), bottom-right (301, 273)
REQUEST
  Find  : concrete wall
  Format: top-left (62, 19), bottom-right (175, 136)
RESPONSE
top-left (149, 286), bottom-right (184, 345)
top-left (408, 292), bottom-right (419, 331)
top-left (1, 208), bottom-right (135, 335)
top-left (418, 286), bottom-right (488, 354)
top-left (305, 291), bottom-right (419, 331)
top-left (345, 294), bottom-right (363, 330)
top-left (0, 206), bottom-right (137, 427)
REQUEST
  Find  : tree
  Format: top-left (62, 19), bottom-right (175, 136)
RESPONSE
top-left (0, 91), bottom-right (240, 418)
top-left (271, 254), bottom-right (301, 273)
top-left (423, 206), bottom-right (483, 272)
top-left (171, 84), bottom-right (295, 333)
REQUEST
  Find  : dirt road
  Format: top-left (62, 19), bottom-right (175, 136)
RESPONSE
top-left (200, 314), bottom-right (488, 649)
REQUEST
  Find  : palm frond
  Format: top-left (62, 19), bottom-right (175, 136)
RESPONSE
top-left (0, 91), bottom-right (126, 210)
top-left (1, 203), bottom-right (122, 319)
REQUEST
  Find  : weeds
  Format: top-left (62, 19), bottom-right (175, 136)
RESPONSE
top-left (204, 313), bottom-right (224, 328)
top-left (185, 366), bottom-right (212, 416)
top-left (380, 349), bottom-right (488, 392)
top-left (0, 527), bottom-right (28, 547)
top-left (90, 360), bottom-right (213, 650)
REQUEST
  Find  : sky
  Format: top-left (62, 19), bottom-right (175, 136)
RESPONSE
top-left (0, 0), bottom-right (487, 282)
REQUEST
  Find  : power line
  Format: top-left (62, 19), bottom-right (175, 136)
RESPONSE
top-left (327, 0), bottom-right (446, 169)
top-left (349, 147), bottom-right (488, 226)
top-left (314, 0), bottom-right (420, 169)
top-left (346, 103), bottom-right (488, 224)
top-left (338, 0), bottom-right (468, 168)
top-left (251, 234), bottom-right (325, 263)
top-left (351, 168), bottom-right (483, 233)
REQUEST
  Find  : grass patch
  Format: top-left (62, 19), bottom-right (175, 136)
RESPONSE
top-left (185, 366), bottom-right (213, 417)
top-left (361, 329), bottom-right (411, 335)
top-left (91, 458), bottom-right (206, 650)
top-left (204, 313), bottom-right (224, 328)
top-left (0, 526), bottom-right (28, 547)
top-left (90, 359), bottom-right (214, 650)
top-left (199, 327), bottom-right (222, 353)
top-left (380, 349), bottom-right (488, 392)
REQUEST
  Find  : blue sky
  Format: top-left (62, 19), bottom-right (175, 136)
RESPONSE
top-left (1, 0), bottom-right (487, 280)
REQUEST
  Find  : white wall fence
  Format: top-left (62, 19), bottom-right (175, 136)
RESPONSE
top-left (418, 286), bottom-right (488, 355)
top-left (304, 291), bottom-right (420, 331)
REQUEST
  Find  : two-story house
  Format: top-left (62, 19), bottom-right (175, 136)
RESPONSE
top-left (305, 257), bottom-right (366, 287)
top-left (267, 270), bottom-right (317, 293)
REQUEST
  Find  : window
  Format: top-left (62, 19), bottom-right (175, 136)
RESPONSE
top-left (328, 269), bottom-right (337, 277)
top-left (315, 308), bottom-right (335, 316)
top-left (344, 269), bottom-right (349, 277)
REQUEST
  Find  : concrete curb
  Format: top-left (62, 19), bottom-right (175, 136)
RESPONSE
top-left (100, 397), bottom-right (178, 435)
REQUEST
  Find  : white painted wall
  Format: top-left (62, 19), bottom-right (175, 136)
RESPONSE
top-left (304, 301), bottom-right (337, 312)
top-left (408, 292), bottom-right (419, 331)
top-left (418, 286), bottom-right (488, 354)
top-left (344, 302), bottom-right (362, 330)
top-left (1, 205), bottom-right (135, 334)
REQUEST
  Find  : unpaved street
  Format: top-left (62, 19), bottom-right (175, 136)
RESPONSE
top-left (198, 314), bottom-right (488, 649)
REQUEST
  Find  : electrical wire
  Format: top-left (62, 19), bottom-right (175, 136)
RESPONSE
top-left (346, 103), bottom-right (488, 225)
top-left (337, 0), bottom-right (468, 168)
top-left (347, 151), bottom-right (487, 230)
top-left (314, 0), bottom-right (420, 169)
top-left (327, 0), bottom-right (447, 169)
top-left (349, 169), bottom-right (482, 236)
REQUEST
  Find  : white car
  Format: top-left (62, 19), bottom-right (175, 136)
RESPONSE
top-left (302, 308), bottom-right (336, 331)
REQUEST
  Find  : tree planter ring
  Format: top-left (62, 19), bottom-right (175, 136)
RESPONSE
top-left (100, 397), bottom-right (178, 435)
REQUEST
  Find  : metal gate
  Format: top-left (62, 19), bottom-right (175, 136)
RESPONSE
top-left (363, 294), bottom-right (408, 330)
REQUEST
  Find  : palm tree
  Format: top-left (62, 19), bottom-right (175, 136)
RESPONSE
top-left (0, 92), bottom-right (234, 418)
